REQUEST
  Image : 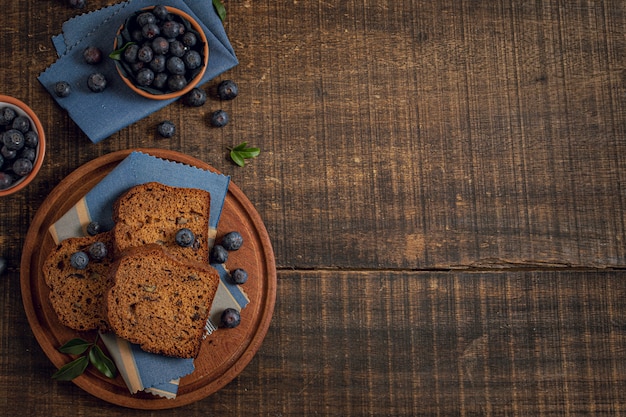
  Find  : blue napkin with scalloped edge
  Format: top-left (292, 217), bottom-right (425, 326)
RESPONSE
top-left (38, 0), bottom-right (238, 144)
top-left (49, 151), bottom-right (249, 398)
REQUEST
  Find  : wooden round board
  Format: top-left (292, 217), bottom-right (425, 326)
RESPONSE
top-left (20, 148), bottom-right (277, 409)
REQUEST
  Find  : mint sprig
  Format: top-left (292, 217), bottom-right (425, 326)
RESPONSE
top-left (52, 335), bottom-right (117, 381)
top-left (108, 41), bottom-right (136, 61)
top-left (228, 142), bottom-right (260, 167)
top-left (213, 0), bottom-right (226, 21)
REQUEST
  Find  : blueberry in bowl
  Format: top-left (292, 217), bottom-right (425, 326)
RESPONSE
top-left (111, 5), bottom-right (209, 100)
top-left (0, 95), bottom-right (46, 197)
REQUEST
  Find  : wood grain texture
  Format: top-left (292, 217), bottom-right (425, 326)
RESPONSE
top-left (0, 0), bottom-right (625, 415)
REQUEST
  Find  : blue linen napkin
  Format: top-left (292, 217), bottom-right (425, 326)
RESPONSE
top-left (49, 151), bottom-right (249, 398)
top-left (38, 0), bottom-right (238, 143)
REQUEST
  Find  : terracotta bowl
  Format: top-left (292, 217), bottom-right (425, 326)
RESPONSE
top-left (0, 95), bottom-right (46, 197)
top-left (113, 6), bottom-right (209, 100)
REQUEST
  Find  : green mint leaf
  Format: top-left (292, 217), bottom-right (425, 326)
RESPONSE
top-left (57, 338), bottom-right (92, 355)
top-left (52, 356), bottom-right (89, 381)
top-left (229, 142), bottom-right (261, 167)
top-left (109, 41), bottom-right (136, 61)
top-left (213, 0), bottom-right (227, 21)
top-left (88, 345), bottom-right (117, 379)
top-left (230, 150), bottom-right (246, 167)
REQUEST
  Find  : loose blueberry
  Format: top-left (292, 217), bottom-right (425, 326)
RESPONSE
top-left (86, 221), bottom-right (101, 236)
top-left (157, 120), bottom-right (176, 138)
top-left (175, 228), bottom-right (195, 247)
top-left (54, 81), bottom-right (72, 98)
top-left (230, 268), bottom-right (248, 285)
top-left (210, 110), bottom-right (229, 127)
top-left (68, 0), bottom-right (86, 9)
top-left (70, 251), bottom-right (89, 269)
top-left (220, 308), bottom-right (241, 328)
top-left (217, 80), bottom-right (239, 100)
top-left (221, 231), bottom-right (244, 251)
top-left (210, 244), bottom-right (228, 264)
top-left (184, 88), bottom-right (207, 107)
top-left (87, 73), bottom-right (107, 92)
top-left (83, 46), bottom-right (103, 64)
top-left (88, 241), bottom-right (108, 260)
top-left (12, 158), bottom-right (32, 176)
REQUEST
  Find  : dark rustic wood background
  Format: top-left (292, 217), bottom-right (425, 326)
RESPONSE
top-left (1, 0), bottom-right (625, 415)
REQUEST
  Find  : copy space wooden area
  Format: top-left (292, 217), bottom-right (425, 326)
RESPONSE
top-left (1, 0), bottom-right (625, 416)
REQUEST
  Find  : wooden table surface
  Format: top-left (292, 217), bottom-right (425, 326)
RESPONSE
top-left (1, 0), bottom-right (625, 415)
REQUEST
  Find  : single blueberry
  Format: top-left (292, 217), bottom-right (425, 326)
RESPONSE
top-left (230, 268), bottom-right (249, 285)
top-left (220, 308), bottom-right (241, 328)
top-left (54, 81), bottom-right (72, 98)
top-left (123, 44), bottom-right (140, 63)
top-left (153, 72), bottom-right (169, 90)
top-left (182, 32), bottom-right (197, 47)
top-left (87, 72), bottom-right (107, 92)
top-left (3, 129), bottom-right (25, 151)
top-left (0, 107), bottom-right (16, 125)
top-left (157, 120), bottom-right (176, 138)
top-left (141, 23), bottom-right (160, 40)
top-left (217, 80), bottom-right (239, 100)
top-left (149, 54), bottom-right (166, 73)
top-left (70, 251), bottom-right (89, 270)
top-left (24, 131), bottom-right (38, 148)
top-left (88, 241), bottom-right (108, 261)
top-left (151, 37), bottom-right (169, 55)
top-left (182, 50), bottom-right (202, 70)
top-left (136, 68), bottom-right (155, 86)
top-left (210, 110), bottom-right (229, 128)
top-left (167, 74), bottom-right (187, 92)
top-left (175, 228), bottom-right (195, 247)
top-left (12, 116), bottom-right (31, 133)
top-left (160, 20), bottom-right (181, 39)
top-left (221, 231), bottom-right (244, 251)
top-left (0, 172), bottom-right (13, 190)
top-left (19, 147), bottom-right (36, 162)
top-left (68, 0), bottom-right (86, 9)
top-left (152, 5), bottom-right (169, 21)
top-left (166, 56), bottom-right (186, 75)
top-left (136, 12), bottom-right (156, 27)
top-left (137, 45), bottom-right (154, 63)
top-left (12, 158), bottom-right (32, 176)
top-left (210, 244), bottom-right (228, 264)
top-left (184, 88), bottom-right (207, 107)
top-left (83, 46), bottom-right (103, 64)
top-left (169, 40), bottom-right (186, 57)
top-left (86, 221), bottom-right (101, 236)
top-left (1, 146), bottom-right (16, 160)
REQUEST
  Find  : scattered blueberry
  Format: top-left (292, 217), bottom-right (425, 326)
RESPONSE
top-left (221, 231), bottom-right (243, 251)
top-left (210, 110), bottom-right (229, 127)
top-left (88, 241), bottom-right (108, 261)
top-left (12, 158), bottom-right (32, 176)
top-left (68, 0), bottom-right (86, 9)
top-left (0, 257), bottom-right (6, 275)
top-left (183, 88), bottom-right (206, 107)
top-left (86, 221), bottom-right (101, 236)
top-left (87, 73), bottom-right (107, 92)
top-left (70, 251), bottom-right (89, 269)
top-left (54, 81), bottom-right (72, 98)
top-left (220, 308), bottom-right (241, 328)
top-left (157, 120), bottom-right (176, 138)
top-left (210, 244), bottom-right (228, 264)
top-left (83, 46), bottom-right (103, 64)
top-left (217, 80), bottom-right (239, 100)
top-left (230, 268), bottom-right (248, 285)
top-left (175, 228), bottom-right (195, 247)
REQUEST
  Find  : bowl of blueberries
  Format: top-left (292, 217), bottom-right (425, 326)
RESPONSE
top-left (112, 5), bottom-right (209, 100)
top-left (0, 95), bottom-right (45, 196)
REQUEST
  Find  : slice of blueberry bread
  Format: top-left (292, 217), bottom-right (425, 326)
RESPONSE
top-left (42, 231), bottom-right (115, 331)
top-left (105, 244), bottom-right (220, 358)
top-left (111, 182), bottom-right (211, 263)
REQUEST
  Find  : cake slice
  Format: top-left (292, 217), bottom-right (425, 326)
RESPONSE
top-left (111, 182), bottom-right (211, 263)
top-left (105, 244), bottom-right (220, 358)
top-left (42, 231), bottom-right (114, 331)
